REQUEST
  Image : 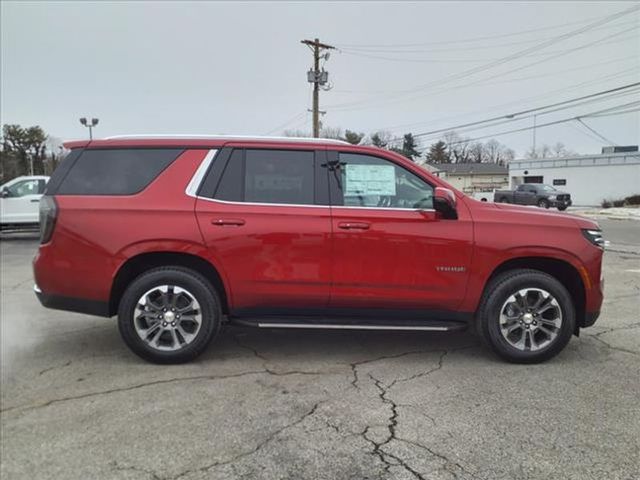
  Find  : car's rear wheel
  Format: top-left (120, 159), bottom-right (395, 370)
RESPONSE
top-left (538, 199), bottom-right (550, 208)
top-left (477, 269), bottom-right (575, 363)
top-left (118, 267), bottom-right (222, 363)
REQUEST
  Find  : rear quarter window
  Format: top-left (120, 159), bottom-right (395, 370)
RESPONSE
top-left (56, 148), bottom-right (183, 195)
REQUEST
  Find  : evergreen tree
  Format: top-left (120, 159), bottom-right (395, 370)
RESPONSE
top-left (426, 140), bottom-right (449, 163)
top-left (400, 133), bottom-right (421, 161)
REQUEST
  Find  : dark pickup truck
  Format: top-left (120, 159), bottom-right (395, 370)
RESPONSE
top-left (494, 184), bottom-right (572, 210)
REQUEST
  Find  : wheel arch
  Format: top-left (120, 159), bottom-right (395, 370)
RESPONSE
top-left (109, 251), bottom-right (230, 316)
top-left (484, 256), bottom-right (586, 330)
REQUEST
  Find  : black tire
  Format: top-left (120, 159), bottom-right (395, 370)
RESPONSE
top-left (538, 199), bottom-right (550, 209)
top-left (477, 269), bottom-right (575, 364)
top-left (118, 266), bottom-right (222, 364)
top-left (557, 205), bottom-right (568, 211)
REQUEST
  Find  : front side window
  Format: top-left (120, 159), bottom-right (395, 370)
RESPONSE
top-left (5, 179), bottom-right (43, 197)
top-left (337, 153), bottom-right (433, 209)
top-left (214, 149), bottom-right (315, 205)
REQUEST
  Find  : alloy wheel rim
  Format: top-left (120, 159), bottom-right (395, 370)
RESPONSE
top-left (133, 285), bottom-right (202, 351)
top-left (499, 288), bottom-right (562, 352)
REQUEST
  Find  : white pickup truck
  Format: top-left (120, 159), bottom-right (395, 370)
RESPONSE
top-left (1, 175), bottom-right (50, 230)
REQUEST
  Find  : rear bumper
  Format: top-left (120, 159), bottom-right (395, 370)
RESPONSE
top-left (34, 284), bottom-right (111, 317)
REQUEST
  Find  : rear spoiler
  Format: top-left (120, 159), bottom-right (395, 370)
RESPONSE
top-left (63, 140), bottom-right (90, 150)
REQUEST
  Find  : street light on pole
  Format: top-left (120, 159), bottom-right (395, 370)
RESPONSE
top-left (79, 117), bottom-right (99, 140)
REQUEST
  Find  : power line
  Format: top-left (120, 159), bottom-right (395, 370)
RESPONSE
top-left (328, 20), bottom-right (639, 112)
top-left (337, 30), bottom-right (636, 65)
top-left (575, 118), bottom-right (617, 145)
top-left (441, 101), bottom-right (640, 145)
top-left (367, 65), bottom-right (640, 133)
top-left (337, 19), bottom-right (638, 55)
top-left (409, 82), bottom-right (640, 139)
top-left (335, 13), bottom-right (622, 48)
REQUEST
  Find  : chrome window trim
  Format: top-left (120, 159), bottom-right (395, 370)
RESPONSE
top-left (195, 195), bottom-right (434, 212)
top-left (185, 149), bottom-right (218, 198)
top-left (187, 148), bottom-right (435, 212)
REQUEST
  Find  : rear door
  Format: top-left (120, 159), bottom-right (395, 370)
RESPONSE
top-left (327, 150), bottom-right (473, 311)
top-left (194, 147), bottom-right (332, 314)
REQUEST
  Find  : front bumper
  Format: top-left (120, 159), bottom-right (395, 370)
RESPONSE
top-left (583, 311), bottom-right (601, 328)
top-left (550, 199), bottom-right (572, 208)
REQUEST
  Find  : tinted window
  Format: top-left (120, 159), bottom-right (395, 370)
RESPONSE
top-left (215, 149), bottom-right (243, 201)
top-left (57, 148), bottom-right (182, 195)
top-left (244, 150), bottom-right (315, 205)
top-left (44, 149), bottom-right (83, 195)
top-left (338, 153), bottom-right (433, 209)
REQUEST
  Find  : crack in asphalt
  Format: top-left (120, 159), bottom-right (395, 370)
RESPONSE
top-left (0, 369), bottom-right (325, 415)
top-left (169, 402), bottom-right (321, 480)
top-left (232, 334), bottom-right (269, 362)
top-left (111, 461), bottom-right (162, 480)
top-left (37, 360), bottom-right (73, 376)
top-left (355, 352), bottom-right (482, 480)
top-left (587, 334), bottom-right (640, 356)
top-left (348, 345), bottom-right (476, 391)
top-left (591, 322), bottom-right (640, 337)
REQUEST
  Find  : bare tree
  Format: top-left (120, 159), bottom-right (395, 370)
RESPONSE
top-left (368, 130), bottom-right (394, 148)
top-left (442, 131), bottom-right (471, 163)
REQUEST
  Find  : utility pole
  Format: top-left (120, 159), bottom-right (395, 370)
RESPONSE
top-left (532, 114), bottom-right (537, 156)
top-left (301, 38), bottom-right (335, 137)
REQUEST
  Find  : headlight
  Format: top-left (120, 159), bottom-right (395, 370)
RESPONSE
top-left (582, 229), bottom-right (605, 249)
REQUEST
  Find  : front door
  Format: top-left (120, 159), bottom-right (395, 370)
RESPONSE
top-left (195, 147), bottom-right (332, 314)
top-left (0, 178), bottom-right (46, 224)
top-left (327, 151), bottom-right (473, 312)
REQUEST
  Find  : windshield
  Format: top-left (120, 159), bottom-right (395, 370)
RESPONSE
top-left (541, 184), bottom-right (557, 192)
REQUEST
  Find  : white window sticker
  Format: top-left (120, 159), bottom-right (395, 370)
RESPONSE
top-left (345, 164), bottom-right (396, 196)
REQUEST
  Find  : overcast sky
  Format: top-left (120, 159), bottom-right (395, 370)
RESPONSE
top-left (1, 1), bottom-right (638, 157)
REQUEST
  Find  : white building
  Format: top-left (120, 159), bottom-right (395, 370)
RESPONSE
top-left (509, 152), bottom-right (640, 206)
top-left (425, 163), bottom-right (508, 195)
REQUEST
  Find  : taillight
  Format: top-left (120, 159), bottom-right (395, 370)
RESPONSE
top-left (39, 195), bottom-right (58, 244)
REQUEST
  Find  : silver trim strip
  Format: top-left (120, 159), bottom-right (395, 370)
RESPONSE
top-left (257, 322), bottom-right (451, 331)
top-left (196, 195), bottom-right (435, 212)
top-left (33, 284), bottom-right (42, 294)
top-left (185, 149), bottom-right (218, 198)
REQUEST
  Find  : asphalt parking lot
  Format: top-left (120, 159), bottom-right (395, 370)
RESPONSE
top-left (1, 219), bottom-right (639, 480)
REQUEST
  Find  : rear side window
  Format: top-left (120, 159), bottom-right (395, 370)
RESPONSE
top-left (213, 149), bottom-right (315, 205)
top-left (245, 149), bottom-right (314, 205)
top-left (56, 148), bottom-right (183, 195)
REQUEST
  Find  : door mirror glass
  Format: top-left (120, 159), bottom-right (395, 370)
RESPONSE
top-left (1, 188), bottom-right (9, 198)
top-left (434, 187), bottom-right (457, 219)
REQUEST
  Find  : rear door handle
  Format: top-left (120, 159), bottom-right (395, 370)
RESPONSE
top-left (212, 218), bottom-right (245, 226)
top-left (31, 199), bottom-right (40, 203)
top-left (338, 221), bottom-right (370, 230)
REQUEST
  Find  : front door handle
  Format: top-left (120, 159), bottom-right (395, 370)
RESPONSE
top-left (212, 218), bottom-right (245, 226)
top-left (338, 221), bottom-right (370, 230)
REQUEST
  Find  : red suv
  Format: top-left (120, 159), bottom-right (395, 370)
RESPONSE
top-left (33, 136), bottom-right (604, 364)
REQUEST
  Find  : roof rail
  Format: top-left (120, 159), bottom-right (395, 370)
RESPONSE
top-left (103, 134), bottom-right (350, 145)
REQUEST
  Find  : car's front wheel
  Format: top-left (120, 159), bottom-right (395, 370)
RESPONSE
top-left (118, 266), bottom-right (222, 363)
top-left (538, 199), bottom-right (550, 208)
top-left (477, 269), bottom-right (575, 363)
